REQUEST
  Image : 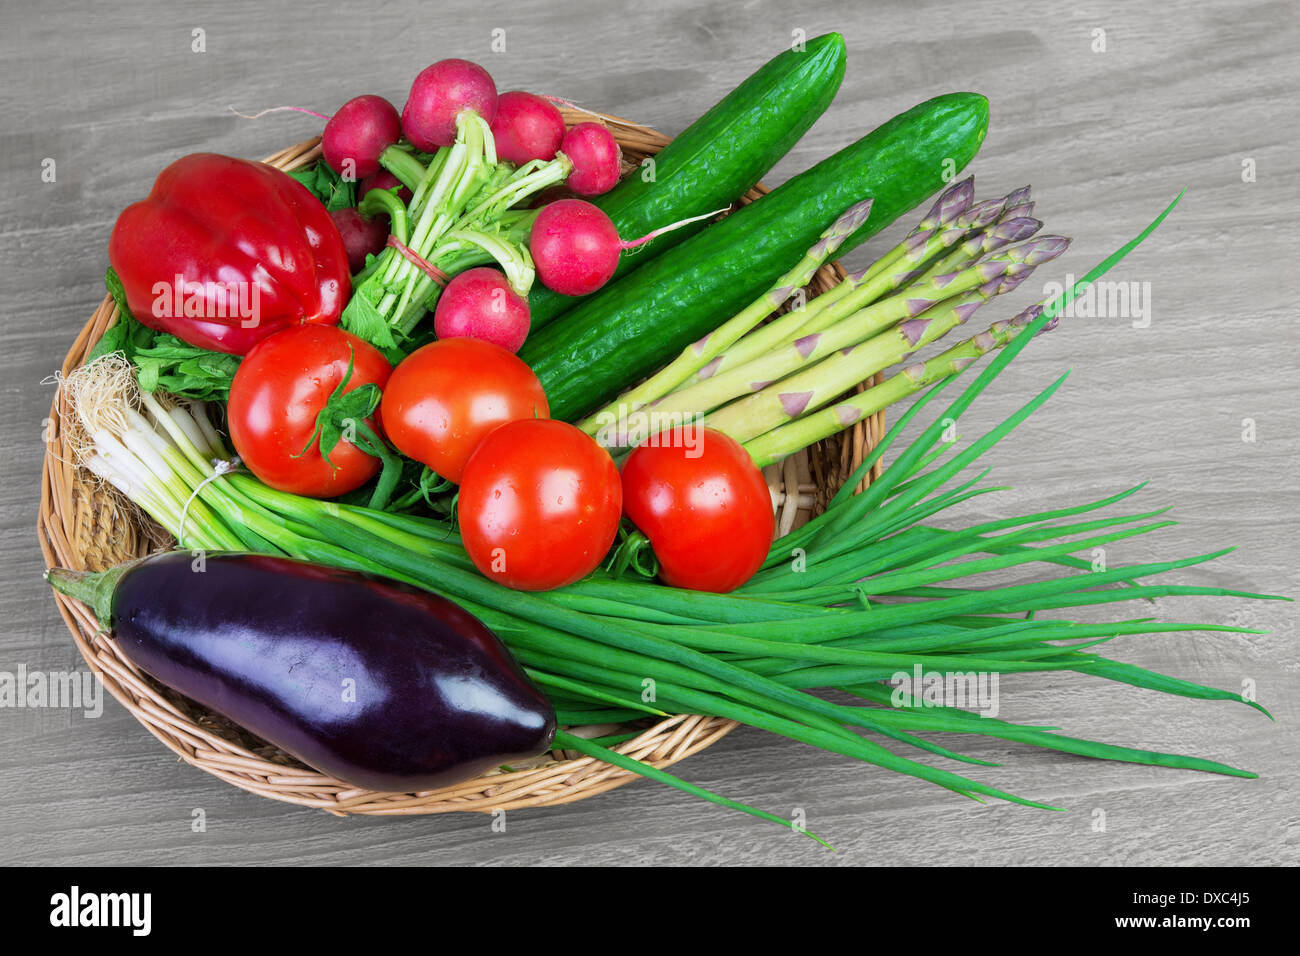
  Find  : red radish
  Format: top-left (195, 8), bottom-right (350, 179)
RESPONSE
top-left (434, 268), bottom-right (531, 352)
top-left (329, 208), bottom-right (390, 274)
top-left (358, 170), bottom-right (413, 205)
top-left (530, 199), bottom-right (728, 297)
top-left (530, 200), bottom-right (621, 296)
top-left (322, 95), bottom-right (402, 180)
top-left (402, 59), bottom-right (498, 151)
top-left (491, 91), bottom-right (566, 166)
top-left (560, 122), bottom-right (622, 196)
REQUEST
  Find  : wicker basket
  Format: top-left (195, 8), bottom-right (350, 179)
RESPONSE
top-left (36, 113), bottom-right (885, 815)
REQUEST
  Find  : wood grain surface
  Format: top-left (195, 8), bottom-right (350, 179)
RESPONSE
top-left (1, 0), bottom-right (1296, 866)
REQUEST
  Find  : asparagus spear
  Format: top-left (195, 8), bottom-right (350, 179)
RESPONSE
top-left (760, 188), bottom-right (1031, 362)
top-left (574, 198), bottom-right (874, 438)
top-left (642, 233), bottom-right (1068, 424)
top-left (743, 303), bottom-right (1050, 467)
top-left (663, 178), bottom-right (980, 394)
top-left (707, 270), bottom-right (1037, 443)
top-left (911, 188), bottom-right (1038, 287)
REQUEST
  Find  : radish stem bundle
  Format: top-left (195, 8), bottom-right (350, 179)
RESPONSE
top-left (343, 114), bottom-right (570, 348)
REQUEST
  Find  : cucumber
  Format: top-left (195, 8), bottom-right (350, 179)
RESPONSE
top-left (521, 92), bottom-right (990, 422)
top-left (527, 33), bottom-right (847, 331)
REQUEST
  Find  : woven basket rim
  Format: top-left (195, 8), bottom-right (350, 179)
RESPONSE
top-left (36, 113), bottom-right (885, 815)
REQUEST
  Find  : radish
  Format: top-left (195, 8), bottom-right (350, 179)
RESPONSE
top-left (358, 170), bottom-right (413, 205)
top-left (402, 59), bottom-right (498, 151)
top-left (434, 268), bottom-right (530, 352)
top-left (322, 95), bottom-right (402, 180)
top-left (530, 201), bottom-right (620, 296)
top-left (329, 208), bottom-right (390, 274)
top-left (531, 199), bottom-right (727, 297)
top-left (560, 122), bottom-right (622, 196)
top-left (491, 91), bottom-right (566, 166)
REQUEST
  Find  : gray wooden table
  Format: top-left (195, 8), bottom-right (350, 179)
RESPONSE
top-left (2, 0), bottom-right (1296, 866)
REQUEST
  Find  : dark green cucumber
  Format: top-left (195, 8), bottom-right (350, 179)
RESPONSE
top-left (527, 33), bottom-right (847, 331)
top-left (521, 93), bottom-right (990, 423)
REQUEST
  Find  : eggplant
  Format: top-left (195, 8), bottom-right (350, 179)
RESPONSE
top-left (47, 551), bottom-right (556, 792)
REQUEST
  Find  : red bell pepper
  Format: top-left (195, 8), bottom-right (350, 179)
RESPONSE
top-left (108, 153), bottom-right (352, 355)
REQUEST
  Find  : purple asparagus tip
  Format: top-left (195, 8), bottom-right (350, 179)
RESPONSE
top-left (1008, 235), bottom-right (1071, 266)
top-left (969, 217), bottom-right (1042, 258)
top-left (937, 177), bottom-right (976, 224)
top-left (779, 391), bottom-right (814, 417)
top-left (899, 317), bottom-right (930, 346)
top-left (953, 299), bottom-right (984, 324)
top-left (1002, 200), bottom-right (1035, 221)
top-left (960, 197), bottom-right (1007, 229)
top-left (978, 270), bottom-right (1028, 298)
top-left (950, 356), bottom-right (978, 373)
top-left (904, 229), bottom-right (932, 259)
top-left (901, 362), bottom-right (928, 384)
top-left (1011, 303), bottom-right (1046, 326)
top-left (1002, 185), bottom-right (1032, 209)
top-left (905, 296), bottom-right (936, 316)
top-left (793, 333), bottom-right (821, 359)
top-left (995, 217), bottom-right (1043, 245)
top-left (997, 270), bottom-right (1032, 295)
top-left (917, 176), bottom-right (974, 232)
top-left (697, 356), bottom-right (722, 380)
top-left (1011, 302), bottom-right (1056, 335)
top-left (834, 404), bottom-right (862, 426)
top-left (836, 197), bottom-right (874, 234)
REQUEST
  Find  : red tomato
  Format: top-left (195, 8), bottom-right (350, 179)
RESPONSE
top-left (227, 326), bottom-right (392, 497)
top-left (620, 426), bottom-right (774, 592)
top-left (458, 420), bottom-right (622, 591)
top-left (380, 338), bottom-right (548, 484)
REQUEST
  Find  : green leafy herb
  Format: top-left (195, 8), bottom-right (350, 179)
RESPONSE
top-left (294, 349), bottom-right (402, 511)
top-left (91, 269), bottom-right (241, 400)
top-left (133, 336), bottom-right (241, 402)
top-left (288, 161), bottom-right (357, 211)
top-left (87, 268), bottom-right (156, 363)
top-left (339, 283), bottom-right (399, 352)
